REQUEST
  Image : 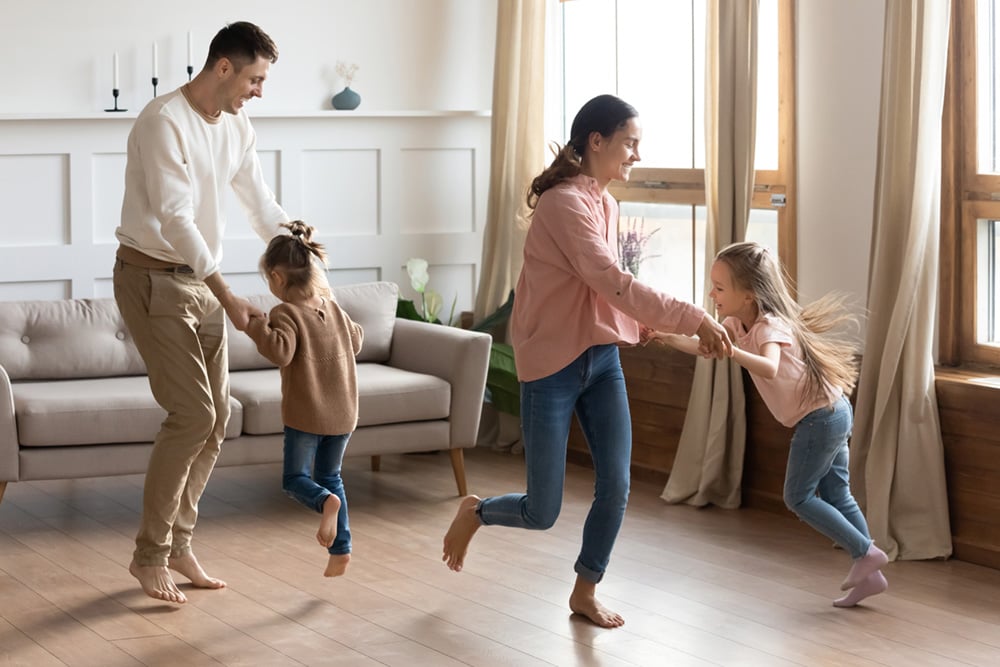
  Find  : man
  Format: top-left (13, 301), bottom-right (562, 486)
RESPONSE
top-left (113, 21), bottom-right (289, 603)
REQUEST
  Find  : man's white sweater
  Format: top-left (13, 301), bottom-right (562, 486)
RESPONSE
top-left (116, 86), bottom-right (288, 279)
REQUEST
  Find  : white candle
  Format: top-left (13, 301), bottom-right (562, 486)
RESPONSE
top-left (152, 42), bottom-right (158, 78)
top-left (187, 31), bottom-right (193, 68)
top-left (113, 52), bottom-right (119, 90)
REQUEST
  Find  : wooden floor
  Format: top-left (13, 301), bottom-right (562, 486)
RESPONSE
top-left (2, 448), bottom-right (1000, 667)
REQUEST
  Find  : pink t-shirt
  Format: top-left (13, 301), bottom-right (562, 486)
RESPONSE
top-left (510, 174), bottom-right (705, 382)
top-left (726, 313), bottom-right (839, 427)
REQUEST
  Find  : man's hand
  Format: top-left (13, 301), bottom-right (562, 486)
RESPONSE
top-left (695, 315), bottom-right (733, 359)
top-left (219, 292), bottom-right (264, 332)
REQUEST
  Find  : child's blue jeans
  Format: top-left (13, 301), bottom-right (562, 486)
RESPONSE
top-left (282, 426), bottom-right (352, 555)
top-left (477, 344), bottom-right (632, 583)
top-left (783, 395), bottom-right (872, 559)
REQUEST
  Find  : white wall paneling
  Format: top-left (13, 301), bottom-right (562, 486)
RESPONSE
top-left (0, 111), bottom-right (490, 317)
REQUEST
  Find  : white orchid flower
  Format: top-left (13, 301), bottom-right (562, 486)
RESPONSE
top-left (405, 258), bottom-right (430, 293)
top-left (424, 289), bottom-right (443, 322)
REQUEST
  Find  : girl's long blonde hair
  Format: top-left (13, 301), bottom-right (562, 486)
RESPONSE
top-left (716, 241), bottom-right (859, 405)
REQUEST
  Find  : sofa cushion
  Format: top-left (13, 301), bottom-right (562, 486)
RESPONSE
top-left (14, 377), bottom-right (242, 447)
top-left (229, 363), bottom-right (451, 435)
top-left (227, 281), bottom-right (400, 370)
top-left (0, 299), bottom-right (146, 380)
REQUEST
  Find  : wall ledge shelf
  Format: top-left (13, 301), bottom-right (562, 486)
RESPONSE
top-left (0, 110), bottom-right (491, 121)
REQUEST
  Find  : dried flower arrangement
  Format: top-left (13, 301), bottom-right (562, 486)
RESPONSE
top-left (336, 61), bottom-right (359, 88)
top-left (618, 216), bottom-right (660, 278)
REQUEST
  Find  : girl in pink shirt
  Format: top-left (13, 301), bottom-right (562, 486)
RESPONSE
top-left (442, 94), bottom-right (732, 628)
top-left (653, 241), bottom-right (889, 607)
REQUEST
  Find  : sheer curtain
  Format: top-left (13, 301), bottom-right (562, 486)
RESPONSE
top-left (662, 0), bottom-right (757, 509)
top-left (473, 1), bottom-right (546, 322)
top-left (850, 0), bottom-right (953, 560)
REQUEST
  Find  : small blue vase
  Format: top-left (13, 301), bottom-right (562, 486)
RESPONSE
top-left (332, 86), bottom-right (361, 110)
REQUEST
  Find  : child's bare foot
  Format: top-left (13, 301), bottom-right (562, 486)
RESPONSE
top-left (442, 495), bottom-right (481, 572)
top-left (834, 570), bottom-right (887, 607)
top-left (168, 552), bottom-right (226, 589)
top-left (569, 577), bottom-right (624, 628)
top-left (129, 558), bottom-right (186, 603)
top-left (317, 494), bottom-right (342, 548)
top-left (841, 543), bottom-right (889, 590)
top-left (324, 553), bottom-right (351, 577)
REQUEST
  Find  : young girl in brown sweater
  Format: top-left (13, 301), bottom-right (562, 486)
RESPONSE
top-left (245, 221), bottom-right (364, 577)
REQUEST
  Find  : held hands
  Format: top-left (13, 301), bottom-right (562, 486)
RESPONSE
top-left (695, 315), bottom-right (734, 359)
top-left (219, 291), bottom-right (265, 332)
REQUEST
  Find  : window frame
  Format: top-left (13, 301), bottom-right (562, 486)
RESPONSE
top-left (940, 0), bottom-right (1000, 367)
top-left (606, 0), bottom-right (797, 294)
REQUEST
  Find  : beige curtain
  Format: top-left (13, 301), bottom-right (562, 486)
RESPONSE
top-left (473, 1), bottom-right (546, 322)
top-left (662, 0), bottom-right (757, 509)
top-left (850, 0), bottom-right (952, 561)
top-left (473, 1), bottom-right (545, 453)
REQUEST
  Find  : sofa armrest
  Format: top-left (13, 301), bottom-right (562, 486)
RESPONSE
top-left (389, 318), bottom-right (492, 449)
top-left (0, 365), bottom-right (18, 482)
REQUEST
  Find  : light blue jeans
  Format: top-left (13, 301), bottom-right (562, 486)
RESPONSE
top-left (783, 395), bottom-right (872, 559)
top-left (477, 344), bottom-right (632, 583)
top-left (282, 426), bottom-right (352, 555)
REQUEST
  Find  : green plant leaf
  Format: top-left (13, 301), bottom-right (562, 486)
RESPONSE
top-left (396, 298), bottom-right (424, 321)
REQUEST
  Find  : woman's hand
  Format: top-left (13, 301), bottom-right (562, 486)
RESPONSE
top-left (695, 315), bottom-right (733, 359)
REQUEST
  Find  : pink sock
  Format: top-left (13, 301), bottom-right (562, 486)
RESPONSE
top-left (834, 570), bottom-right (887, 607)
top-left (841, 543), bottom-right (889, 591)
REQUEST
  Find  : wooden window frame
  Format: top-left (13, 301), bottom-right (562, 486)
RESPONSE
top-left (608, 0), bottom-right (797, 289)
top-left (940, 0), bottom-right (1000, 367)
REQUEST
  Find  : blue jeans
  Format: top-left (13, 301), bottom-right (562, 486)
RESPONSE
top-left (478, 344), bottom-right (632, 583)
top-left (283, 426), bottom-right (352, 555)
top-left (783, 395), bottom-right (872, 559)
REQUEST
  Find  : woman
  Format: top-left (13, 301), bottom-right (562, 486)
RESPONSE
top-left (442, 94), bottom-right (731, 628)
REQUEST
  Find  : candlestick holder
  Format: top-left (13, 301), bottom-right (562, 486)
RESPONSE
top-left (187, 65), bottom-right (194, 81)
top-left (152, 77), bottom-right (159, 98)
top-left (105, 88), bottom-right (127, 112)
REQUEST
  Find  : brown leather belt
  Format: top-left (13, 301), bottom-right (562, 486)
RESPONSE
top-left (116, 245), bottom-right (193, 273)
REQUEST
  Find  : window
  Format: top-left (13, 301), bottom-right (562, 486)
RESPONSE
top-left (547, 0), bottom-right (796, 303)
top-left (941, 0), bottom-right (1000, 366)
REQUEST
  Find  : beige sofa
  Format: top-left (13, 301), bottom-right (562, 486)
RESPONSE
top-left (0, 281), bottom-right (491, 504)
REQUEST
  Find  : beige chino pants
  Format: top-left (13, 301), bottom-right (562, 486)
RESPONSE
top-left (113, 259), bottom-right (230, 566)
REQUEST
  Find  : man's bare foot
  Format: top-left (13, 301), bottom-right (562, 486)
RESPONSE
top-left (317, 494), bottom-right (341, 548)
top-left (324, 553), bottom-right (351, 577)
top-left (129, 559), bottom-right (186, 603)
top-left (442, 495), bottom-right (481, 572)
top-left (168, 552), bottom-right (226, 589)
top-left (569, 577), bottom-right (624, 628)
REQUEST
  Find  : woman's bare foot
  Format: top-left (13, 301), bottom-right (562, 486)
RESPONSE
top-left (317, 494), bottom-right (342, 548)
top-left (129, 559), bottom-right (186, 603)
top-left (324, 553), bottom-right (351, 577)
top-left (442, 495), bottom-right (481, 572)
top-left (168, 552), bottom-right (226, 589)
top-left (569, 576), bottom-right (624, 628)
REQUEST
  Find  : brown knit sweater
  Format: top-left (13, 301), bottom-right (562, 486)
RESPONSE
top-left (245, 299), bottom-right (364, 435)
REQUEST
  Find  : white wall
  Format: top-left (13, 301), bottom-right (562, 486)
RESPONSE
top-left (2, 0), bottom-right (495, 114)
top-left (796, 0), bottom-right (885, 327)
top-left (0, 1), bottom-right (497, 314)
top-left (2, 0), bottom-right (888, 329)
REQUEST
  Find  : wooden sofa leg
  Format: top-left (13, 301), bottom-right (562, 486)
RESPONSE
top-left (449, 449), bottom-right (468, 497)
top-left (370, 455), bottom-right (381, 472)
top-left (0, 481), bottom-right (6, 506)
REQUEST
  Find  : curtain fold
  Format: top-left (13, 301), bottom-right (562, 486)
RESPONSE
top-left (473, 1), bottom-right (546, 322)
top-left (662, 0), bottom-right (757, 509)
top-left (473, 1), bottom-right (545, 453)
top-left (850, 0), bottom-right (953, 561)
